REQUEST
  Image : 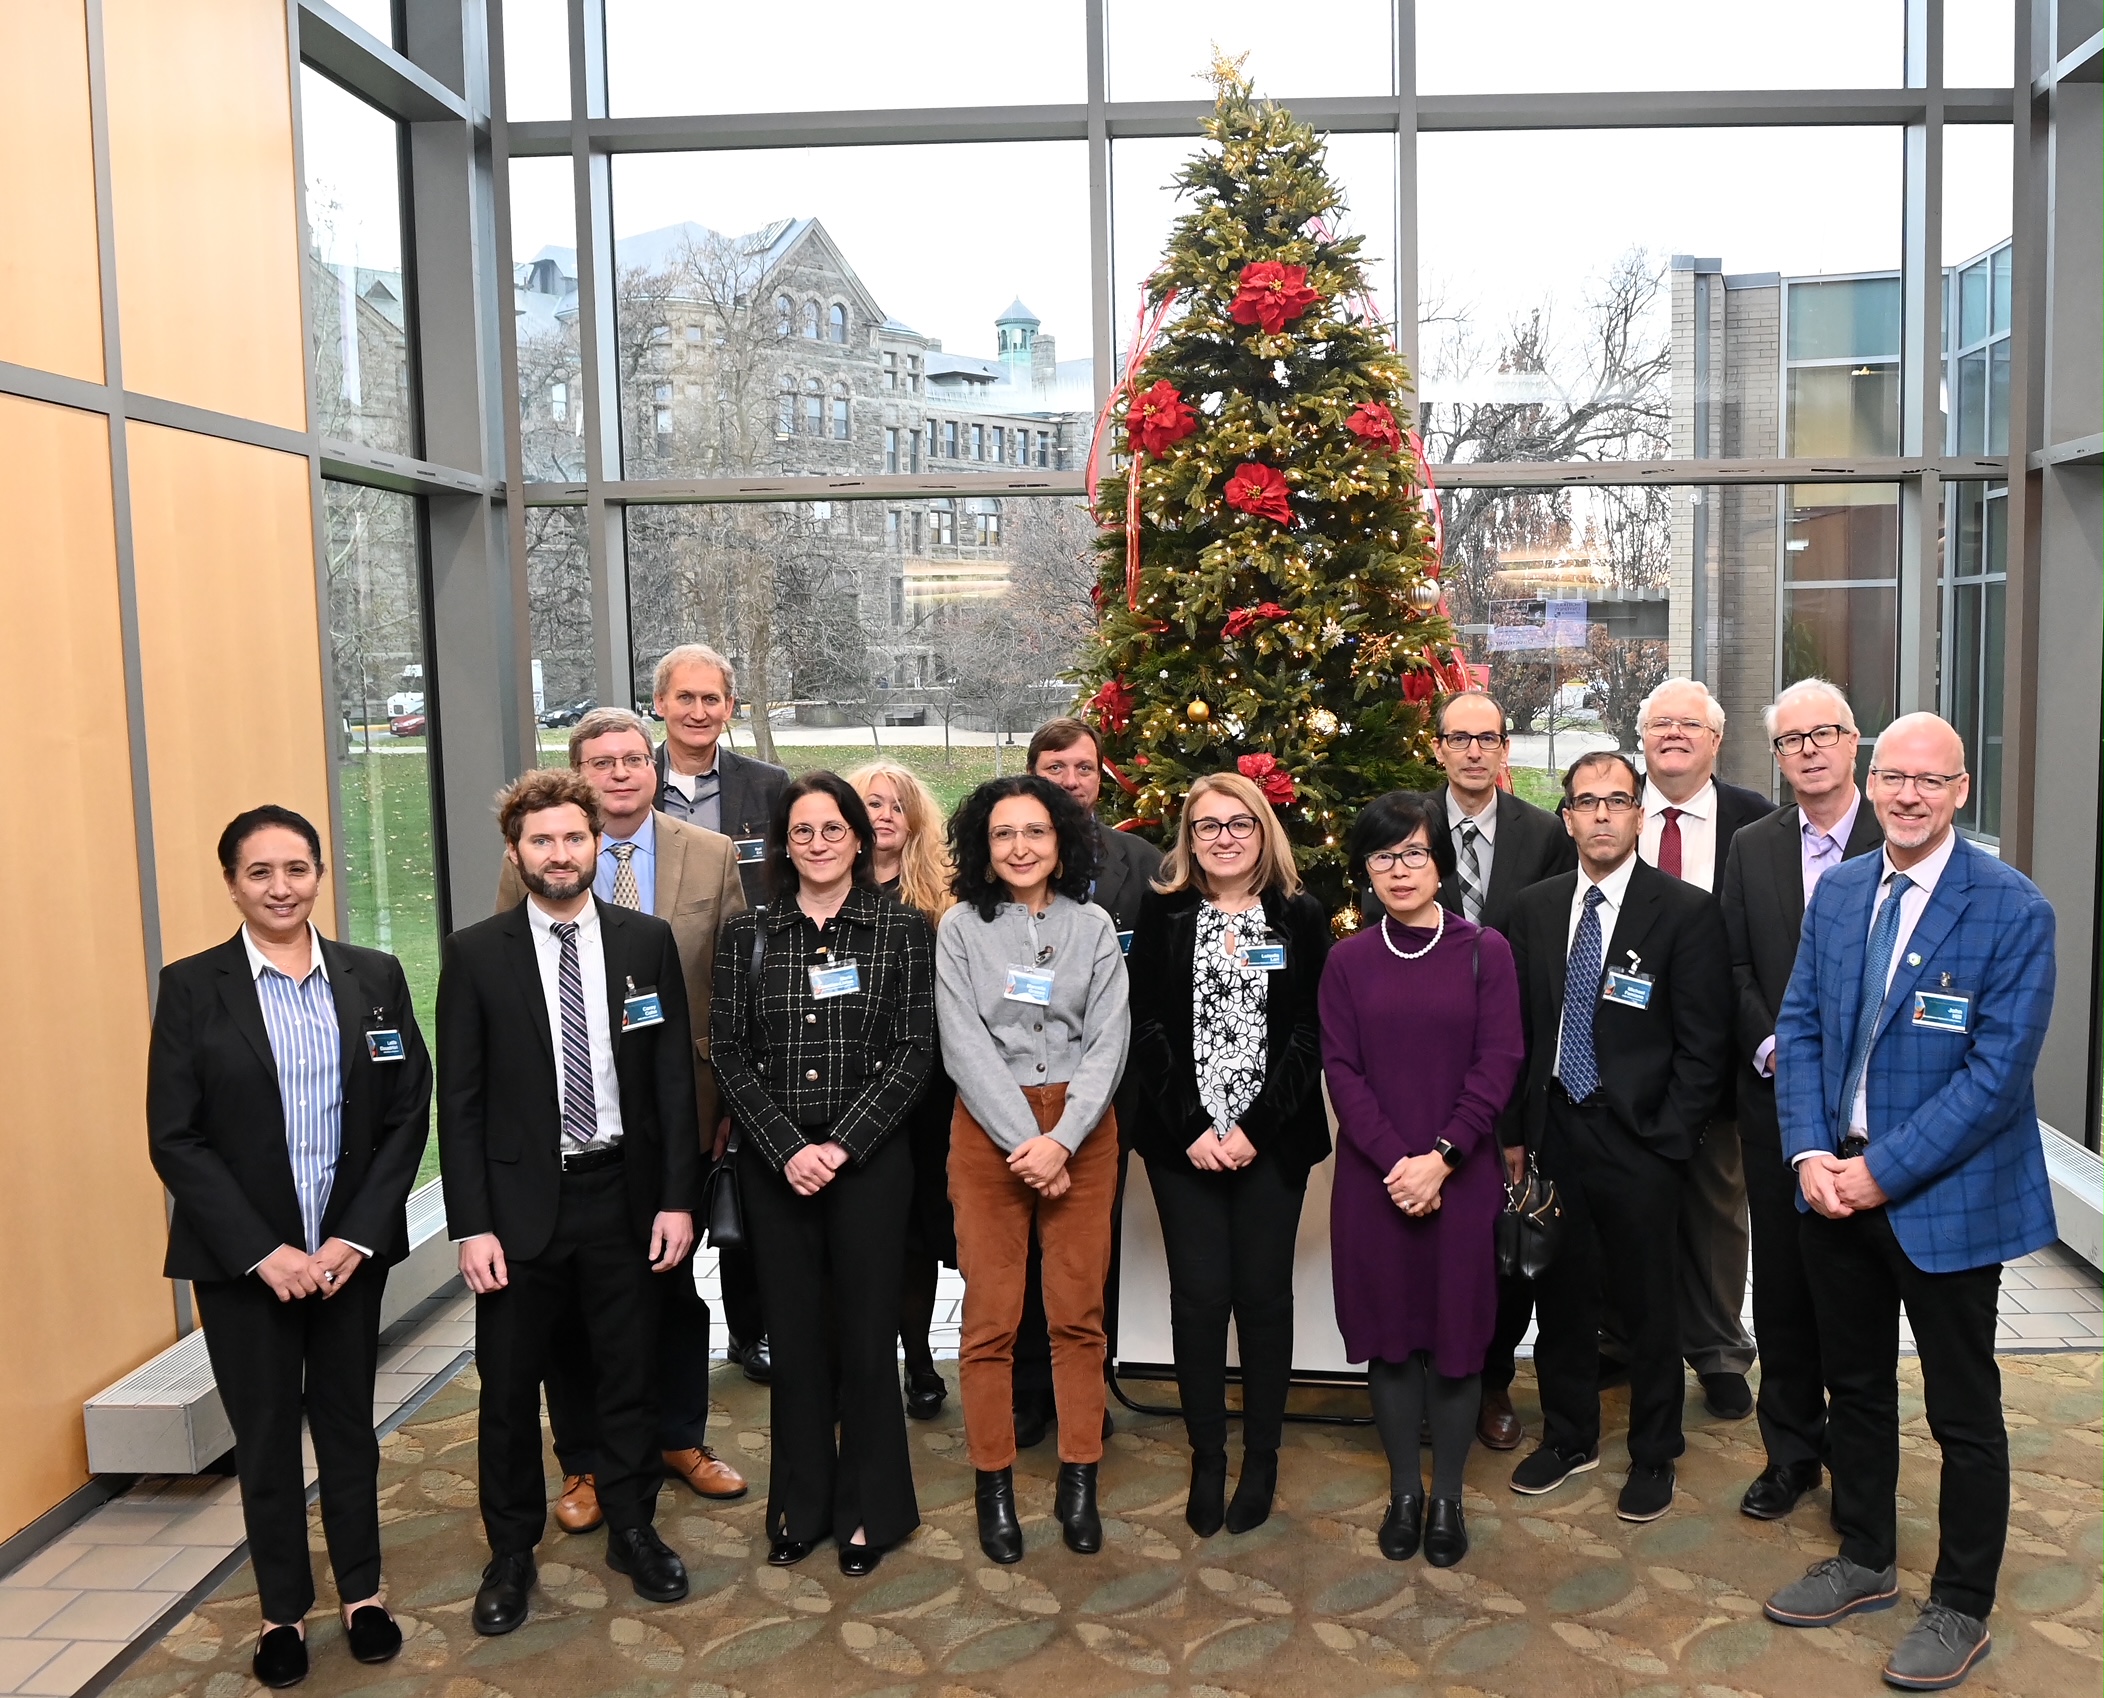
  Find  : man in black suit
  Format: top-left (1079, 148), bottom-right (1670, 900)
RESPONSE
top-left (649, 641), bottom-right (782, 1379)
top-left (1633, 678), bottom-right (1774, 1421)
top-left (440, 768), bottom-right (699, 1633)
top-left (1013, 716), bottom-right (1162, 1446)
top-left (1720, 678), bottom-right (1881, 1520)
top-left (1500, 751), bottom-right (1733, 1522)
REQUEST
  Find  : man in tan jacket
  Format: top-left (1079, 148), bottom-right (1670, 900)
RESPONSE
top-left (496, 707), bottom-right (749, 1523)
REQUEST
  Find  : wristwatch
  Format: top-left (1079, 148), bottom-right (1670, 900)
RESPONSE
top-left (1432, 1137), bottom-right (1462, 1170)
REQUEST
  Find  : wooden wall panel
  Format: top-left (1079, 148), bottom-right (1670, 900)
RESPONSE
top-left (128, 422), bottom-right (332, 962)
top-left (0, 0), bottom-right (105, 383)
top-left (102, 0), bottom-right (306, 429)
top-left (0, 396), bottom-right (171, 1540)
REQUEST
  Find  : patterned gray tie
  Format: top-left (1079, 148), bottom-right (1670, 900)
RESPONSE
top-left (552, 921), bottom-right (598, 1147)
top-left (1458, 820), bottom-right (1486, 923)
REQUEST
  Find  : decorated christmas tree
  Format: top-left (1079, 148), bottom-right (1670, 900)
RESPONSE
top-left (1073, 63), bottom-right (1465, 920)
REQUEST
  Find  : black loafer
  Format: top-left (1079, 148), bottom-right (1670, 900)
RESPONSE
top-left (1378, 1493), bottom-right (1424, 1561)
top-left (606, 1525), bottom-right (688, 1603)
top-left (766, 1537), bottom-right (814, 1566)
top-left (741, 1335), bottom-right (772, 1385)
top-left (252, 1625), bottom-right (307, 1689)
top-left (472, 1552), bottom-right (536, 1636)
top-left (1424, 1497), bottom-right (1469, 1567)
top-left (975, 1467), bottom-right (1024, 1564)
top-left (1741, 1460), bottom-right (1823, 1521)
top-left (904, 1367), bottom-right (947, 1421)
top-left (1700, 1372), bottom-right (1755, 1421)
top-left (344, 1605), bottom-right (401, 1664)
top-left (838, 1540), bottom-right (884, 1577)
top-left (1617, 1461), bottom-right (1676, 1522)
top-left (1056, 1461), bottom-right (1102, 1555)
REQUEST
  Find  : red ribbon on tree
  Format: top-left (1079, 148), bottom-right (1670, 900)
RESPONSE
top-left (1224, 462), bottom-right (1293, 525)
top-left (1085, 283), bottom-right (1182, 612)
top-left (1229, 261), bottom-right (1322, 334)
top-left (1236, 752), bottom-right (1298, 807)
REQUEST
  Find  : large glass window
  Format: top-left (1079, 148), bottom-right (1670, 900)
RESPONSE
top-left (1107, 0), bottom-right (1394, 101)
top-left (1782, 485), bottom-right (1901, 759)
top-left (1943, 480), bottom-right (2007, 838)
top-left (527, 506), bottom-right (596, 753)
top-left (301, 68), bottom-right (416, 455)
top-left (510, 158), bottom-right (585, 482)
top-left (499, 0), bottom-right (571, 121)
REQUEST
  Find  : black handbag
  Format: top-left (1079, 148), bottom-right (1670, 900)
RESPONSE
top-left (700, 923), bottom-right (766, 1251)
top-left (1495, 1151), bottom-right (1564, 1280)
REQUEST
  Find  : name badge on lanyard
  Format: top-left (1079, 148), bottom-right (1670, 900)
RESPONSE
top-left (734, 838), bottom-right (768, 865)
top-left (1003, 965), bottom-right (1055, 1005)
top-left (1912, 982), bottom-right (1972, 1034)
top-left (809, 961), bottom-right (862, 998)
top-left (1116, 930), bottom-right (1134, 957)
top-left (621, 976), bottom-right (666, 1029)
top-left (1242, 943), bottom-right (1287, 971)
top-left (1601, 965), bottom-right (1654, 1009)
top-left (364, 1009), bottom-right (406, 1063)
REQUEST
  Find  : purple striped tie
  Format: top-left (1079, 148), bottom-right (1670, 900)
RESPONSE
top-left (552, 921), bottom-right (597, 1147)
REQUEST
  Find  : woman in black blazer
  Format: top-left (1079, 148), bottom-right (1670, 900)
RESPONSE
top-left (147, 807), bottom-right (431, 1689)
top-left (1126, 773), bottom-right (1331, 1538)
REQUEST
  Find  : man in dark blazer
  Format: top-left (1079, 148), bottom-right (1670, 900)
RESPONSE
top-left (1406, 689), bottom-right (1577, 1451)
top-left (1632, 678), bottom-right (1775, 1422)
top-left (1720, 679), bottom-right (1882, 1522)
top-left (441, 769), bottom-right (699, 1633)
top-left (1499, 750), bottom-right (1733, 1523)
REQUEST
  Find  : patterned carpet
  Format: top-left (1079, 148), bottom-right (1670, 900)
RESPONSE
top-left (111, 1354), bottom-right (2099, 1698)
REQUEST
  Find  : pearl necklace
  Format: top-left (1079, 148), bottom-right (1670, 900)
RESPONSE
top-left (1380, 907), bottom-right (1445, 961)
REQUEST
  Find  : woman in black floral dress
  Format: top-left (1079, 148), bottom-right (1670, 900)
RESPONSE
top-left (1125, 773), bottom-right (1331, 1537)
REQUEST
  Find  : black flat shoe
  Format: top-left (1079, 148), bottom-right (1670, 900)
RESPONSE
top-left (1056, 1461), bottom-right (1102, 1555)
top-left (252, 1625), bottom-right (307, 1689)
top-left (838, 1540), bottom-right (884, 1577)
top-left (606, 1525), bottom-right (689, 1602)
top-left (1378, 1493), bottom-right (1424, 1561)
top-left (344, 1605), bottom-right (401, 1664)
top-left (766, 1537), bottom-right (814, 1566)
top-left (904, 1366), bottom-right (947, 1421)
top-left (472, 1552), bottom-right (536, 1636)
top-left (1226, 1449), bottom-right (1278, 1535)
top-left (1186, 1450), bottom-right (1228, 1537)
top-left (1741, 1459), bottom-right (1823, 1521)
top-left (1424, 1497), bottom-right (1469, 1567)
top-left (975, 1467), bottom-right (1024, 1564)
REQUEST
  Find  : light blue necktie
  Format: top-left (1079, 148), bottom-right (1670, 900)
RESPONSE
top-left (1559, 886), bottom-right (1607, 1099)
top-left (1841, 873), bottom-right (1913, 1129)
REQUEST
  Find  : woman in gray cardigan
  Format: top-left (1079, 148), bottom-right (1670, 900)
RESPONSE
top-left (936, 775), bottom-right (1129, 1566)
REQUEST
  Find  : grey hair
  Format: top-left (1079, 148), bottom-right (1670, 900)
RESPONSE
top-left (566, 706), bottom-right (655, 766)
top-left (1763, 677), bottom-right (1858, 740)
top-left (1637, 676), bottom-right (1725, 734)
top-left (652, 642), bottom-right (737, 700)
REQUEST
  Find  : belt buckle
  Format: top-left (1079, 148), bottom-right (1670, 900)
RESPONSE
top-left (1838, 1135), bottom-right (1869, 1160)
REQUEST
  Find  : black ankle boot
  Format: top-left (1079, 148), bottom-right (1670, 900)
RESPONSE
top-left (975, 1468), bottom-right (1023, 1564)
top-left (1379, 1492), bottom-right (1424, 1561)
top-left (1186, 1450), bottom-right (1228, 1537)
top-left (1226, 1449), bottom-right (1278, 1534)
top-left (1056, 1462), bottom-right (1102, 1554)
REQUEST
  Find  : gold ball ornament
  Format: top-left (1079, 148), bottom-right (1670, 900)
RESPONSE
top-left (1306, 707), bottom-right (1340, 740)
top-left (1186, 699), bottom-right (1211, 723)
top-left (1409, 579), bottom-right (1443, 611)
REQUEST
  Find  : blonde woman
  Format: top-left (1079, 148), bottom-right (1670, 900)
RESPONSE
top-left (1126, 772), bottom-right (1331, 1536)
top-left (848, 761), bottom-right (960, 1420)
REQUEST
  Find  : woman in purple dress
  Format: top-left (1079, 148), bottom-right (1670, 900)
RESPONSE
top-left (1320, 792), bottom-right (1525, 1567)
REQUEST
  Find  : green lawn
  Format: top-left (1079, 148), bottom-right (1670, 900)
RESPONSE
top-left (1509, 766), bottom-right (1564, 812)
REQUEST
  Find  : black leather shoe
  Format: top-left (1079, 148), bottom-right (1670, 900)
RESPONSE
top-left (1186, 1450), bottom-right (1228, 1537)
top-left (741, 1335), bottom-right (772, 1385)
top-left (472, 1552), bottom-right (536, 1636)
top-left (838, 1539), bottom-right (884, 1577)
top-left (1424, 1497), bottom-right (1469, 1567)
top-left (766, 1537), bottom-right (814, 1566)
top-left (605, 1525), bottom-right (689, 1603)
top-left (1701, 1371), bottom-right (1755, 1421)
top-left (1057, 1461), bottom-right (1102, 1554)
top-left (975, 1467), bottom-right (1024, 1564)
top-left (904, 1366), bottom-right (947, 1420)
top-left (1013, 1392), bottom-right (1053, 1450)
top-left (1226, 1449), bottom-right (1278, 1535)
top-left (344, 1605), bottom-right (401, 1664)
top-left (252, 1625), bottom-right (307, 1688)
top-left (1378, 1494), bottom-right (1424, 1561)
top-left (1741, 1460), bottom-right (1823, 1521)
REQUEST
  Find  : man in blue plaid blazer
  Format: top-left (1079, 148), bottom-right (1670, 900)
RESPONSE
top-left (1760, 713), bottom-right (2057, 1694)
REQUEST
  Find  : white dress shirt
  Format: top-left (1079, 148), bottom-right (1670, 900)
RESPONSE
top-left (524, 897), bottom-right (626, 1148)
top-left (1844, 828), bottom-right (1958, 1140)
top-left (1640, 777), bottom-right (1719, 893)
top-left (1447, 787), bottom-right (1497, 903)
top-left (1554, 851), bottom-right (1640, 1079)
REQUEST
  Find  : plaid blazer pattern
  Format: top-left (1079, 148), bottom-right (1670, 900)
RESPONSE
top-left (710, 884), bottom-right (936, 1170)
top-left (1775, 833), bottom-right (2059, 1273)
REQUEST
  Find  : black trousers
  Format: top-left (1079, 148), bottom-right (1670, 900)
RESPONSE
top-left (1743, 1117), bottom-right (1828, 1471)
top-left (475, 1165), bottom-right (662, 1555)
top-left (196, 1266), bottom-right (389, 1625)
top-left (1145, 1151), bottom-right (1307, 1455)
top-left (547, 1254), bottom-right (714, 1473)
top-left (720, 1237), bottom-right (765, 1346)
top-left (744, 1133), bottom-right (920, 1548)
top-left (1801, 1206), bottom-right (2007, 1619)
top-left (1533, 1091), bottom-right (1687, 1469)
top-left (1481, 1270), bottom-right (1536, 1394)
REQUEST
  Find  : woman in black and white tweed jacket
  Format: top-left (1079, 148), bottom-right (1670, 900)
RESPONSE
top-left (711, 771), bottom-right (936, 1579)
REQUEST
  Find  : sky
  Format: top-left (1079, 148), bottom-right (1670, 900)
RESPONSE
top-left (305, 3), bottom-right (2017, 369)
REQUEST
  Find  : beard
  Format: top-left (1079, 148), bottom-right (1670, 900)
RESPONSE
top-left (520, 861), bottom-right (591, 901)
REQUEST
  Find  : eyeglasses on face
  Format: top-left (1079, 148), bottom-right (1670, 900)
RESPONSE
top-left (787, 820), bottom-right (852, 844)
top-left (1867, 767), bottom-right (1963, 797)
top-left (581, 753), bottom-right (653, 774)
top-left (1366, 845), bottom-right (1434, 873)
top-left (1567, 792), bottom-right (1638, 814)
top-left (1190, 813), bottom-right (1260, 842)
top-left (1645, 716), bottom-right (1714, 736)
top-left (1771, 723), bottom-right (1852, 757)
top-left (989, 823), bottom-right (1056, 847)
top-left (1437, 730), bottom-right (1508, 752)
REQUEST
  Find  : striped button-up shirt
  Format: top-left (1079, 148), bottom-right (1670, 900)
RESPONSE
top-left (243, 924), bottom-right (343, 1254)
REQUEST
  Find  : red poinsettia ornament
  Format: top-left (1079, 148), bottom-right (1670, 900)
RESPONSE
top-left (1223, 462), bottom-right (1293, 525)
top-left (1126, 380), bottom-right (1199, 457)
top-left (1400, 666), bottom-right (1439, 704)
top-left (1237, 752), bottom-right (1298, 807)
top-left (1222, 601), bottom-right (1292, 640)
top-left (1086, 675), bottom-right (1135, 734)
top-left (1229, 261), bottom-right (1322, 334)
top-left (1346, 401), bottom-right (1403, 452)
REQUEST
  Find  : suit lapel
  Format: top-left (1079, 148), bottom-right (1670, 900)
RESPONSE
top-left (716, 748), bottom-right (749, 837)
top-left (651, 811), bottom-right (683, 917)
top-left (501, 905), bottom-right (556, 1067)
top-left (1871, 843), bottom-right (1975, 1045)
top-left (214, 938), bottom-right (280, 1077)
top-left (1769, 806), bottom-right (1807, 933)
top-left (1093, 825), bottom-right (1127, 913)
top-left (1484, 791), bottom-right (1527, 911)
top-left (321, 939), bottom-right (367, 1119)
top-left (1843, 799), bottom-right (1885, 859)
top-left (1601, 863), bottom-right (1667, 981)
top-left (599, 899), bottom-right (630, 1056)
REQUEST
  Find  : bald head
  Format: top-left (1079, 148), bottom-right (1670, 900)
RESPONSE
top-left (1868, 713), bottom-right (1969, 865)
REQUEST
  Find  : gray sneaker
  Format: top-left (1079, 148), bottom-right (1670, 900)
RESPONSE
top-left (1883, 1601), bottom-right (1990, 1691)
top-left (1764, 1555), bottom-right (1900, 1625)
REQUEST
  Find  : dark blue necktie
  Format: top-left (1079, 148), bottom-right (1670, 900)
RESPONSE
top-left (1560, 885), bottom-right (1607, 1099)
top-left (1842, 872), bottom-right (1913, 1125)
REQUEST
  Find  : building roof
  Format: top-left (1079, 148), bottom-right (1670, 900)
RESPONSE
top-left (995, 296), bottom-right (1039, 326)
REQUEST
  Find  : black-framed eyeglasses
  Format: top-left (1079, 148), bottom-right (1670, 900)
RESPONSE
top-left (1772, 723), bottom-right (1851, 757)
top-left (1567, 792), bottom-right (1638, 815)
top-left (787, 820), bottom-right (852, 844)
top-left (1437, 730), bottom-right (1508, 752)
top-left (1866, 767), bottom-right (1963, 798)
top-left (1190, 814), bottom-right (1260, 842)
top-left (1365, 845), bottom-right (1434, 873)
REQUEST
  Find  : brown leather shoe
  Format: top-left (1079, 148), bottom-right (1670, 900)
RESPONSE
top-left (1477, 1387), bottom-right (1523, 1451)
top-left (663, 1446), bottom-right (749, 1500)
top-left (554, 1473), bottom-right (603, 1533)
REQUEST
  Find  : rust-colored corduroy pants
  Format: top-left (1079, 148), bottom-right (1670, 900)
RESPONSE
top-left (949, 1084), bottom-right (1118, 1469)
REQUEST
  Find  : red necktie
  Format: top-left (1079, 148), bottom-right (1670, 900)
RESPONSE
top-left (1659, 807), bottom-right (1684, 880)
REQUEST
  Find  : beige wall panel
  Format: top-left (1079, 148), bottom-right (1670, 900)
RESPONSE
top-left (0, 396), bottom-right (172, 1541)
top-left (0, 1), bottom-right (105, 382)
top-left (129, 421), bottom-right (333, 961)
top-left (103, 0), bottom-right (306, 429)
